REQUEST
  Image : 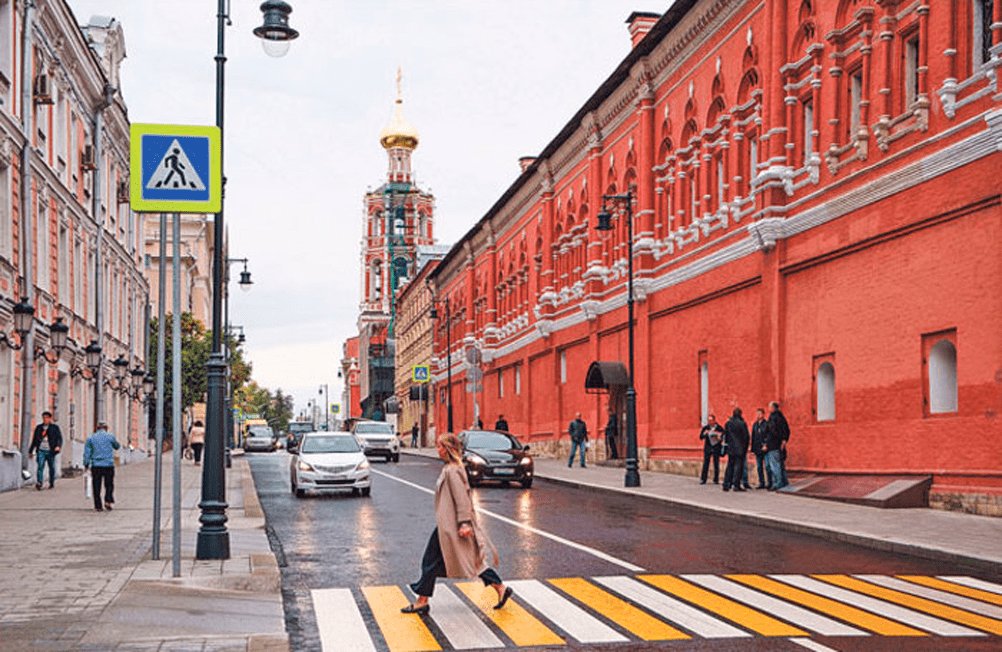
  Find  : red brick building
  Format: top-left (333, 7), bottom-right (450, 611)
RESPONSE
top-left (426, 1), bottom-right (1002, 514)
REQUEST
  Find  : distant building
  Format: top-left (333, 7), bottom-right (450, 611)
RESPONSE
top-left (143, 214), bottom-right (213, 325)
top-left (339, 336), bottom-right (361, 420)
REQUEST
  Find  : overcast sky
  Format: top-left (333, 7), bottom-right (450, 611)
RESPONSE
top-left (65, 0), bottom-right (662, 416)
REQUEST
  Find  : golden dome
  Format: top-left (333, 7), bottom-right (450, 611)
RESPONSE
top-left (379, 67), bottom-right (419, 150)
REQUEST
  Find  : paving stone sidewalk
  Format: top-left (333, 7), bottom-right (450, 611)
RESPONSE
top-left (0, 453), bottom-right (287, 652)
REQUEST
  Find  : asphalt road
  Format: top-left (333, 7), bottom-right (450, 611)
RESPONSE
top-left (247, 451), bottom-right (1001, 652)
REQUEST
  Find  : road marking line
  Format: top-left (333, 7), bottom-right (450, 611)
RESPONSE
top-left (817, 574), bottom-right (1002, 635)
top-left (427, 585), bottom-right (504, 649)
top-left (311, 588), bottom-right (377, 652)
top-left (593, 575), bottom-right (751, 638)
top-left (772, 575), bottom-right (983, 637)
top-left (861, 575), bottom-right (1002, 619)
top-left (548, 577), bottom-right (689, 641)
top-left (727, 574), bottom-right (926, 637)
top-left (938, 576), bottom-right (1002, 600)
top-left (788, 637), bottom-right (843, 651)
top-left (505, 579), bottom-right (629, 643)
top-left (361, 585), bottom-right (441, 652)
top-left (455, 581), bottom-right (565, 647)
top-left (640, 574), bottom-right (809, 637)
top-left (372, 469), bottom-right (645, 572)
top-left (682, 574), bottom-right (866, 637)
top-left (901, 576), bottom-right (1002, 607)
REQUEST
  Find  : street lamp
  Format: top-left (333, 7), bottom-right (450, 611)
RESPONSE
top-left (199, 0), bottom-right (299, 561)
top-left (595, 191), bottom-right (641, 488)
top-left (319, 384), bottom-right (329, 431)
top-left (428, 291), bottom-right (453, 433)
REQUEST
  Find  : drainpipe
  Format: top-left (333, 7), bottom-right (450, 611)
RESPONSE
top-left (17, 0), bottom-right (35, 472)
top-left (92, 84), bottom-right (114, 429)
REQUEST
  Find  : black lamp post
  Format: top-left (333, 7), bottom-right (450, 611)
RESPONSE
top-left (199, 0), bottom-right (299, 561)
top-left (319, 384), bottom-right (329, 430)
top-left (595, 192), bottom-right (641, 488)
top-left (429, 298), bottom-right (453, 433)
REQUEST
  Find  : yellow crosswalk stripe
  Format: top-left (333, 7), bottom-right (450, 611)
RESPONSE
top-left (727, 574), bottom-right (926, 636)
top-left (639, 574), bottom-right (808, 637)
top-left (898, 576), bottom-right (1002, 607)
top-left (548, 577), bottom-right (690, 641)
top-left (815, 575), bottom-right (1002, 635)
top-left (361, 585), bottom-right (441, 652)
top-left (455, 582), bottom-right (565, 647)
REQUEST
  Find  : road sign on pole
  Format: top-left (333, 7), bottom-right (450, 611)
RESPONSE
top-left (130, 123), bottom-right (222, 213)
top-left (413, 365), bottom-right (430, 383)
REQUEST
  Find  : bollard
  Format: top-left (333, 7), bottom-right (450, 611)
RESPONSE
top-left (225, 448), bottom-right (232, 469)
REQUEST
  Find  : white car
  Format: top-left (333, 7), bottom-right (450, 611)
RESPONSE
top-left (352, 421), bottom-right (400, 462)
top-left (290, 433), bottom-right (371, 498)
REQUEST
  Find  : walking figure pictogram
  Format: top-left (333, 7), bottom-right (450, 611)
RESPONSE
top-left (157, 148), bottom-right (196, 189)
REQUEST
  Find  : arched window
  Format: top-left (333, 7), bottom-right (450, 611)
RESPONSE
top-left (699, 353), bottom-right (709, 425)
top-left (928, 339), bottom-right (958, 414)
top-left (816, 362), bottom-right (835, 421)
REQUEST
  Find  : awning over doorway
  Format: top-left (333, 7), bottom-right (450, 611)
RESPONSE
top-left (585, 361), bottom-right (629, 394)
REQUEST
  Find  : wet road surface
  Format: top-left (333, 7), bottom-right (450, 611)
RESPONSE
top-left (248, 452), bottom-right (1001, 652)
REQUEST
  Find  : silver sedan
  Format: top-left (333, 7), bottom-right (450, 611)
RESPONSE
top-left (290, 433), bottom-right (371, 498)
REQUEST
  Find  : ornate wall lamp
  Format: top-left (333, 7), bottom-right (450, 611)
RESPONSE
top-left (70, 341), bottom-right (103, 380)
top-left (0, 297), bottom-right (38, 350)
top-left (34, 317), bottom-right (69, 364)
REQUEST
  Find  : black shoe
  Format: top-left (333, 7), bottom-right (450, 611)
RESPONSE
top-left (734, 487), bottom-right (746, 492)
top-left (493, 586), bottom-right (514, 610)
top-left (94, 507), bottom-right (104, 512)
top-left (699, 480), bottom-right (706, 485)
top-left (104, 502), bottom-right (113, 511)
top-left (35, 483), bottom-right (42, 491)
top-left (49, 483), bottom-right (54, 489)
top-left (400, 602), bottom-right (429, 615)
top-left (722, 486), bottom-right (730, 491)
top-left (713, 480), bottom-right (719, 484)
top-left (756, 486), bottom-right (767, 490)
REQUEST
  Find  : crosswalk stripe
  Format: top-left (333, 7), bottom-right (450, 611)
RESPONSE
top-left (311, 588), bottom-right (377, 652)
top-left (789, 638), bottom-right (843, 652)
top-left (818, 575), bottom-right (1002, 635)
top-left (640, 574), bottom-right (809, 637)
top-left (361, 585), bottom-right (441, 652)
top-left (548, 577), bottom-right (690, 641)
top-left (939, 576), bottom-right (1002, 601)
top-left (427, 585), bottom-right (505, 649)
top-left (772, 575), bottom-right (983, 636)
top-left (862, 575), bottom-right (1002, 619)
top-left (505, 579), bottom-right (629, 643)
top-left (727, 574), bottom-right (926, 636)
top-left (682, 574), bottom-right (866, 636)
top-left (455, 582), bottom-right (565, 647)
top-left (901, 576), bottom-right (1002, 607)
top-left (593, 575), bottom-right (750, 639)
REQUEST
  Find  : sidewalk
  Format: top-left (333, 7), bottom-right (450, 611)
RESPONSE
top-left (405, 447), bottom-right (1002, 573)
top-left (0, 453), bottom-right (286, 652)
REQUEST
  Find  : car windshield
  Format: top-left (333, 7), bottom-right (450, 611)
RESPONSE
top-left (249, 427), bottom-right (273, 437)
top-left (354, 423), bottom-right (393, 434)
top-left (301, 436), bottom-right (360, 454)
top-left (465, 431), bottom-right (521, 451)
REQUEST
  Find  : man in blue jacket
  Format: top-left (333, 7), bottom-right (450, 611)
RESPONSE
top-left (84, 421), bottom-right (120, 512)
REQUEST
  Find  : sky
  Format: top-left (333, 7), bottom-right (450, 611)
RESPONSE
top-left (65, 0), bottom-right (663, 416)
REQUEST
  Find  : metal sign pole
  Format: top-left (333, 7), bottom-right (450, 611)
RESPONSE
top-left (152, 213), bottom-right (166, 560)
top-left (172, 212), bottom-right (183, 577)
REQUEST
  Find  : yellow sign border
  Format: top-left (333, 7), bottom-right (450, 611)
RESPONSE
top-left (130, 123), bottom-right (221, 213)
top-left (413, 365), bottom-right (430, 383)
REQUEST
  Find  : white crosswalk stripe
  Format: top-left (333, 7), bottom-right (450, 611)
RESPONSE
top-left (505, 579), bottom-right (628, 644)
top-left (770, 575), bottom-right (985, 637)
top-left (940, 576), bottom-right (1002, 596)
top-left (857, 575), bottom-right (1002, 619)
top-left (592, 575), bottom-right (750, 638)
top-left (311, 588), bottom-right (377, 652)
top-left (682, 574), bottom-right (867, 636)
top-left (430, 585), bottom-right (505, 649)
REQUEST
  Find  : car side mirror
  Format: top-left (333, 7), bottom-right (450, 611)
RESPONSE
top-left (523, 444), bottom-right (530, 451)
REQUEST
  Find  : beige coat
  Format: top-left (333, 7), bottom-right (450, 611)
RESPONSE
top-left (189, 426), bottom-right (205, 445)
top-left (435, 463), bottom-right (497, 578)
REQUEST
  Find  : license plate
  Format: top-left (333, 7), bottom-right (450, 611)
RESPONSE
top-left (494, 468), bottom-right (514, 475)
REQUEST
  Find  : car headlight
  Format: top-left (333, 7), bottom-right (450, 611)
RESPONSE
top-left (466, 453), bottom-right (487, 466)
top-left (357, 459), bottom-right (370, 471)
top-left (519, 457), bottom-right (533, 466)
top-left (298, 460), bottom-right (314, 472)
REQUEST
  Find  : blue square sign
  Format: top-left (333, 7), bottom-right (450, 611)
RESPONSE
top-left (130, 124), bottom-right (221, 213)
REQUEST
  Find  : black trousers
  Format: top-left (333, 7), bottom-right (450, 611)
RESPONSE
top-left (410, 528), bottom-right (502, 597)
top-left (700, 445), bottom-right (721, 483)
top-left (606, 434), bottom-right (618, 459)
top-left (723, 453), bottom-right (746, 489)
top-left (92, 466), bottom-right (115, 509)
top-left (192, 443), bottom-right (204, 463)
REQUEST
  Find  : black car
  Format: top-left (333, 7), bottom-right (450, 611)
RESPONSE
top-left (460, 429), bottom-right (534, 488)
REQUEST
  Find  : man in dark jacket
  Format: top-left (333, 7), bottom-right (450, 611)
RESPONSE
top-left (604, 410), bottom-right (619, 459)
top-left (494, 415), bottom-right (509, 432)
top-left (766, 401), bottom-right (790, 490)
top-left (750, 408), bottom-right (770, 488)
top-left (568, 413), bottom-right (588, 468)
top-left (698, 414), bottom-right (724, 484)
top-left (29, 411), bottom-right (63, 490)
top-left (722, 408), bottom-right (749, 492)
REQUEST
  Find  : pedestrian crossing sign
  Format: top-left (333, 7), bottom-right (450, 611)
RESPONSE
top-left (413, 365), bottom-right (430, 383)
top-left (129, 123), bottom-right (221, 213)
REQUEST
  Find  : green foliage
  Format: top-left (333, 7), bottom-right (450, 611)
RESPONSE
top-left (235, 382), bottom-right (294, 434)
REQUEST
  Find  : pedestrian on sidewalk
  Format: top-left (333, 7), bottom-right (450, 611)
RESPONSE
top-left (568, 413), bottom-right (588, 468)
top-left (751, 408), bottom-right (770, 489)
top-left (604, 409), bottom-right (619, 460)
top-left (411, 422), bottom-right (420, 448)
top-left (765, 401), bottom-right (789, 490)
top-left (29, 411), bottom-right (63, 490)
top-left (494, 414), bottom-right (509, 432)
top-left (699, 414), bottom-right (724, 484)
top-left (401, 434), bottom-right (513, 615)
top-left (189, 420), bottom-right (205, 465)
top-left (84, 421), bottom-right (121, 511)
top-left (722, 408), bottom-right (749, 492)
